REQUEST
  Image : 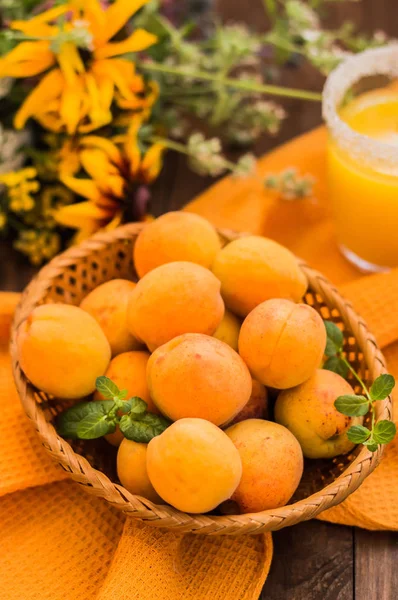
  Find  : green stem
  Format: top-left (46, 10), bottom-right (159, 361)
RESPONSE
top-left (138, 61), bottom-right (322, 102)
top-left (264, 34), bottom-right (308, 58)
top-left (339, 355), bottom-right (372, 402)
top-left (149, 136), bottom-right (237, 173)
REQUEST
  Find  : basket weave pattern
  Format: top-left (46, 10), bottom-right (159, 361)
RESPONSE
top-left (10, 223), bottom-right (392, 535)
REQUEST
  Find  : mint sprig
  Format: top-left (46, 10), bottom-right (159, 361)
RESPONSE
top-left (323, 321), bottom-right (396, 452)
top-left (56, 376), bottom-right (170, 442)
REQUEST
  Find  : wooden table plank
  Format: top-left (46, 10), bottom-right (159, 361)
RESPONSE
top-left (261, 522), bottom-right (354, 600)
top-left (355, 529), bottom-right (398, 600)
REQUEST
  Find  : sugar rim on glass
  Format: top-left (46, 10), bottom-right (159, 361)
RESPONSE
top-left (322, 45), bottom-right (398, 175)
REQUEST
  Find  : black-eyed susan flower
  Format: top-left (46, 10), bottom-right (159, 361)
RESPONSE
top-left (0, 0), bottom-right (158, 134)
top-left (54, 115), bottom-right (164, 241)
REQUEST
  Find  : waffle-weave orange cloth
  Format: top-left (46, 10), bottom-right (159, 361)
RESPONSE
top-left (186, 126), bottom-right (398, 530)
top-left (0, 293), bottom-right (273, 600)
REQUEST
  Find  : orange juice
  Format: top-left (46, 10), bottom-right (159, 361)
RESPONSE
top-left (328, 84), bottom-right (398, 271)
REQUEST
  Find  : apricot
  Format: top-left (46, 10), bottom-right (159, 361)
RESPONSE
top-left (275, 369), bottom-right (362, 459)
top-left (147, 418), bottom-right (242, 513)
top-left (229, 380), bottom-right (269, 425)
top-left (127, 262), bottom-right (224, 351)
top-left (147, 333), bottom-right (252, 425)
top-left (239, 299), bottom-right (326, 389)
top-left (17, 303), bottom-right (111, 398)
top-left (117, 439), bottom-right (162, 503)
top-left (212, 235), bottom-right (307, 317)
top-left (80, 279), bottom-right (141, 357)
top-left (213, 309), bottom-right (241, 351)
top-left (94, 350), bottom-right (158, 446)
top-left (133, 211), bottom-right (221, 278)
top-left (226, 419), bottom-right (303, 513)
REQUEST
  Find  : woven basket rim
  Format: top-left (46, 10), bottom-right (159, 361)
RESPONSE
top-left (10, 223), bottom-right (393, 535)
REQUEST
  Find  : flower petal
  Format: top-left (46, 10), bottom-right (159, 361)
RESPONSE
top-left (60, 174), bottom-right (102, 202)
top-left (10, 22), bottom-right (58, 37)
top-left (60, 77), bottom-right (84, 134)
top-left (140, 143), bottom-right (165, 182)
top-left (93, 58), bottom-right (140, 101)
top-left (84, 72), bottom-right (112, 130)
top-left (11, 5), bottom-right (70, 29)
top-left (80, 136), bottom-right (122, 165)
top-left (97, 0), bottom-right (151, 45)
top-left (57, 42), bottom-right (85, 84)
top-left (82, 0), bottom-right (107, 41)
top-left (54, 201), bottom-right (114, 231)
top-left (0, 41), bottom-right (55, 77)
top-left (92, 70), bottom-right (114, 115)
top-left (95, 29), bottom-right (157, 59)
top-left (14, 69), bottom-right (64, 129)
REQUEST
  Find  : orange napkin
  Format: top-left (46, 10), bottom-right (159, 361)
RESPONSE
top-left (186, 126), bottom-right (398, 531)
top-left (0, 296), bottom-right (273, 600)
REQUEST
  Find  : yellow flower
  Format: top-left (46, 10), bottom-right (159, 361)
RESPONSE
top-left (0, 0), bottom-right (158, 134)
top-left (55, 115), bottom-right (164, 242)
top-left (0, 167), bottom-right (39, 212)
top-left (14, 229), bottom-right (61, 265)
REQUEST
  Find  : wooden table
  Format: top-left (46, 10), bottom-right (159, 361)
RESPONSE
top-left (1, 0), bottom-right (398, 598)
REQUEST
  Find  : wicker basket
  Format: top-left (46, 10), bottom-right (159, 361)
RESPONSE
top-left (10, 223), bottom-right (392, 535)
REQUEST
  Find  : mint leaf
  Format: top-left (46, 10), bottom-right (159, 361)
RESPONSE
top-left (364, 439), bottom-right (379, 452)
top-left (373, 420), bottom-right (396, 445)
top-left (128, 397), bottom-right (148, 415)
top-left (369, 374), bottom-right (395, 401)
top-left (324, 321), bottom-right (344, 357)
top-left (56, 400), bottom-right (114, 438)
top-left (118, 389), bottom-right (128, 400)
top-left (347, 425), bottom-right (371, 444)
top-left (334, 394), bottom-right (369, 417)
top-left (323, 356), bottom-right (349, 378)
top-left (120, 412), bottom-right (170, 443)
top-left (77, 413), bottom-right (115, 439)
top-left (95, 376), bottom-right (121, 399)
top-left (117, 397), bottom-right (147, 415)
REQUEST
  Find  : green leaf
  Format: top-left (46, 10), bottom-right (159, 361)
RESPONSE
top-left (95, 376), bottom-right (121, 399)
top-left (347, 425), bottom-right (371, 444)
top-left (119, 412), bottom-right (170, 443)
top-left (373, 420), bottom-right (397, 445)
top-left (323, 356), bottom-right (349, 378)
top-left (77, 413), bottom-right (115, 440)
top-left (118, 389), bottom-right (128, 400)
top-left (364, 439), bottom-right (379, 452)
top-left (334, 394), bottom-right (369, 417)
top-left (369, 374), bottom-right (395, 401)
top-left (128, 397), bottom-right (148, 415)
top-left (56, 400), bottom-right (114, 438)
top-left (324, 321), bottom-right (344, 357)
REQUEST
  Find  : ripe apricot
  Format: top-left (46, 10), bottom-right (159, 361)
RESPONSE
top-left (212, 235), bottom-right (307, 317)
top-left (239, 299), bottom-right (326, 389)
top-left (229, 380), bottom-right (269, 425)
top-left (275, 369), bottom-right (362, 459)
top-left (94, 350), bottom-right (158, 446)
top-left (117, 439), bottom-right (162, 503)
top-left (134, 211), bottom-right (221, 277)
top-left (17, 303), bottom-right (111, 398)
top-left (147, 333), bottom-right (252, 426)
top-left (226, 419), bottom-right (303, 513)
top-left (213, 309), bottom-right (241, 351)
top-left (127, 262), bottom-right (224, 351)
top-left (80, 279), bottom-right (141, 357)
top-left (147, 418), bottom-right (242, 513)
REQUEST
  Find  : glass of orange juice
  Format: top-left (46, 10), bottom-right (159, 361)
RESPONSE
top-left (323, 46), bottom-right (398, 272)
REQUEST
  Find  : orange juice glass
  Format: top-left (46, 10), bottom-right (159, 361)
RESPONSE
top-left (323, 46), bottom-right (398, 272)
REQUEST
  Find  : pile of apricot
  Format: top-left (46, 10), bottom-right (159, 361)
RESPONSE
top-left (17, 212), bottom-right (359, 514)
